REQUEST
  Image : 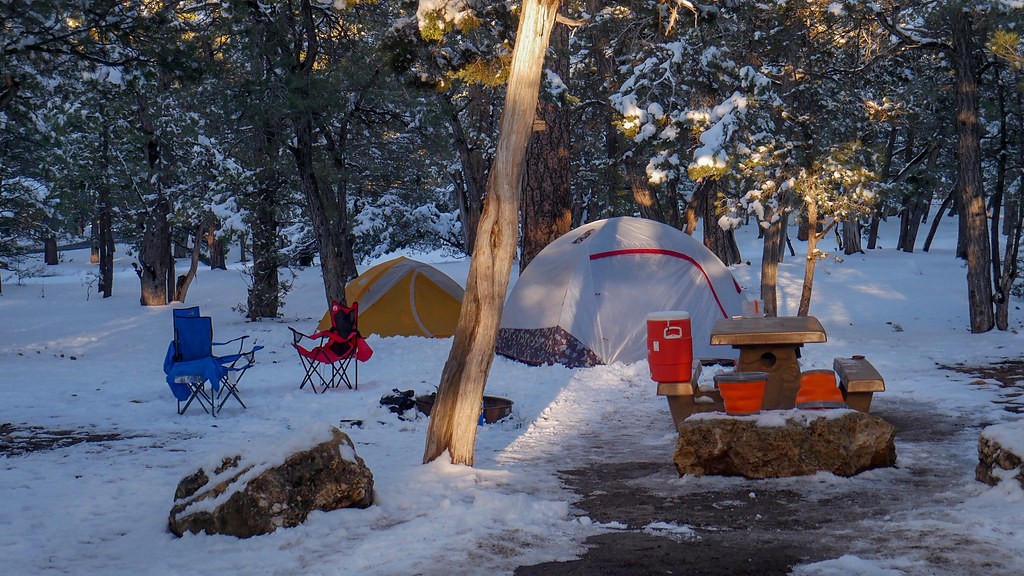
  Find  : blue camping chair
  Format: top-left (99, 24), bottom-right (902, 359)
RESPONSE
top-left (163, 307), bottom-right (262, 416)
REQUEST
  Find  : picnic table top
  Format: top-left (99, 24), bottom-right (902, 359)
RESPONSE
top-left (710, 315), bottom-right (827, 347)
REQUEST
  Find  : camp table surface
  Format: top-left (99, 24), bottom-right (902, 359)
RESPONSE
top-left (709, 316), bottom-right (827, 409)
top-left (709, 316), bottom-right (827, 347)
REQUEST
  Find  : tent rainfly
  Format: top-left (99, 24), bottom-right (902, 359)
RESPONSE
top-left (318, 257), bottom-right (464, 338)
top-left (496, 217), bottom-right (745, 368)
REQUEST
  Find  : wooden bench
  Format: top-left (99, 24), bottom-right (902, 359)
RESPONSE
top-left (833, 355), bottom-right (885, 412)
top-left (658, 358), bottom-right (733, 430)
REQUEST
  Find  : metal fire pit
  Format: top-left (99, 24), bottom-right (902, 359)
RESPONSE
top-left (414, 393), bottom-right (513, 424)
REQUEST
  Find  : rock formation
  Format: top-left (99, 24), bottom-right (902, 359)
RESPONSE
top-left (674, 410), bottom-right (896, 479)
top-left (169, 427), bottom-right (373, 538)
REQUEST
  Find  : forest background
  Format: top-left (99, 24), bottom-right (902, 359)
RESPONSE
top-left (3, 0), bottom-right (1024, 333)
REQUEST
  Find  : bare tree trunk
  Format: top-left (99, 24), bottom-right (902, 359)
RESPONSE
top-left (797, 199), bottom-right (819, 317)
top-left (627, 157), bottom-right (665, 222)
top-left (135, 91), bottom-right (175, 306)
top-left (448, 89), bottom-right (491, 256)
top-left (798, 203), bottom-right (840, 317)
top-left (520, 15), bottom-right (572, 273)
top-left (248, 180), bottom-right (281, 319)
top-left (951, 11), bottom-right (994, 333)
top-left (759, 183), bottom-right (792, 317)
top-left (289, 0), bottom-right (356, 307)
top-left (247, 114), bottom-right (283, 320)
top-left (90, 219), bottom-right (100, 265)
top-left (992, 67), bottom-right (1019, 331)
top-left (239, 233), bottom-right (249, 263)
top-left (702, 180), bottom-right (741, 265)
top-left (295, 114), bottom-right (351, 306)
top-left (137, 195), bottom-right (173, 306)
top-left (842, 220), bottom-right (863, 254)
top-left (424, 0), bottom-right (559, 466)
top-left (43, 237), bottom-right (57, 265)
top-left (206, 220), bottom-right (226, 270)
top-left (868, 127), bottom-right (898, 249)
top-left (98, 119), bottom-right (114, 297)
top-left (684, 180), bottom-right (706, 235)
top-left (174, 223), bottom-right (203, 303)
top-left (761, 217), bottom-right (784, 318)
top-left (923, 183), bottom-right (956, 252)
top-left (98, 205), bottom-right (114, 298)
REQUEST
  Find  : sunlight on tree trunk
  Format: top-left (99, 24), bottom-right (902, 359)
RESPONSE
top-left (423, 0), bottom-right (560, 466)
top-left (797, 199), bottom-right (838, 317)
top-left (951, 11), bottom-right (994, 333)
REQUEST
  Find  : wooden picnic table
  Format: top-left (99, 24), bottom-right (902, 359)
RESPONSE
top-left (710, 315), bottom-right (827, 409)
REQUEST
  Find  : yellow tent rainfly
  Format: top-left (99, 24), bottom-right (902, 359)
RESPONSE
top-left (319, 257), bottom-right (465, 338)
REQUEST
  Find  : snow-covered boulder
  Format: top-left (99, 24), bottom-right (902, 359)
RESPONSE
top-left (977, 422), bottom-right (1024, 489)
top-left (674, 410), bottom-right (896, 479)
top-left (169, 427), bottom-right (374, 538)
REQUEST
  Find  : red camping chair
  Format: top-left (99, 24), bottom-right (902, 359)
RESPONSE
top-left (289, 301), bottom-right (372, 393)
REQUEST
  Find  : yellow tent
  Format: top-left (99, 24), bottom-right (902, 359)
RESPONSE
top-left (319, 257), bottom-right (464, 337)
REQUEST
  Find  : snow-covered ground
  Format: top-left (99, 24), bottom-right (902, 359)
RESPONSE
top-left (2, 215), bottom-right (1023, 575)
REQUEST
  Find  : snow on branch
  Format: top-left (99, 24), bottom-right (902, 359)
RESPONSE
top-left (687, 91), bottom-right (748, 180)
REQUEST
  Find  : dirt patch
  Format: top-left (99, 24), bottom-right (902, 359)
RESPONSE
top-left (0, 423), bottom-right (124, 457)
top-left (941, 360), bottom-right (1024, 414)
top-left (516, 363), bottom-right (1017, 576)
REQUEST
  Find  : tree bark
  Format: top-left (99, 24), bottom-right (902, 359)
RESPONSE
top-left (867, 127), bottom-right (898, 249)
top-left (992, 68), bottom-right (1019, 331)
top-left (295, 114), bottom-right (351, 307)
top-left (248, 180), bottom-right (281, 319)
top-left (951, 11), bottom-right (994, 333)
top-left (247, 113), bottom-right (283, 319)
top-left (923, 183), bottom-right (956, 252)
top-left (520, 16), bottom-right (572, 273)
top-left (842, 220), bottom-right (863, 255)
top-left (627, 157), bottom-right (666, 222)
top-left (137, 195), bottom-right (173, 306)
top-left (424, 0), bottom-right (560, 466)
top-left (98, 205), bottom-right (114, 298)
top-left (174, 223), bottom-right (203, 303)
top-left (44, 238), bottom-right (58, 265)
top-left (447, 92), bottom-right (490, 256)
top-left (206, 220), bottom-right (226, 270)
top-left (702, 180), bottom-right (741, 265)
top-left (90, 219), bottom-right (100, 265)
top-left (761, 217), bottom-right (785, 317)
top-left (797, 199), bottom-right (819, 317)
top-left (98, 121), bottom-right (114, 298)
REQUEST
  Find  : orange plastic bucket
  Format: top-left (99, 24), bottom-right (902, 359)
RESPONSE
top-left (714, 371), bottom-right (768, 415)
top-left (796, 369), bottom-right (845, 408)
top-left (646, 311), bottom-right (693, 383)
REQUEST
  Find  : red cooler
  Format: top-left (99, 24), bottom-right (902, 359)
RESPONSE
top-left (646, 311), bottom-right (693, 383)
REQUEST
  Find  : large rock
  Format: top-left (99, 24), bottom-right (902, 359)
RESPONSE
top-left (977, 423), bottom-right (1024, 489)
top-left (169, 426), bottom-right (373, 538)
top-left (674, 410), bottom-right (896, 479)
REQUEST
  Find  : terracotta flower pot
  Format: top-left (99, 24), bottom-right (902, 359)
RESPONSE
top-left (796, 369), bottom-right (845, 409)
top-left (714, 371), bottom-right (768, 415)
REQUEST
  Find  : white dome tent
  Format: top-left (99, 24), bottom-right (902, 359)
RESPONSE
top-left (496, 217), bottom-right (746, 368)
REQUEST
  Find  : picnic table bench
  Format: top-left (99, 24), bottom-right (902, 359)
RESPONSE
top-left (657, 358), bottom-right (731, 430)
top-left (833, 355), bottom-right (885, 412)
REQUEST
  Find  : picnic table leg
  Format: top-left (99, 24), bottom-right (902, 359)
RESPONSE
top-left (735, 345), bottom-right (802, 410)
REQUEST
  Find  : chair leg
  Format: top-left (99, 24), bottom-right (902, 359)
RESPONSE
top-left (177, 377), bottom-right (214, 417)
top-left (217, 371), bottom-right (247, 412)
top-left (298, 358), bottom-right (324, 394)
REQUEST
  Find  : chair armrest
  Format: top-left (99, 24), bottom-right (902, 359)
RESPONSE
top-left (213, 334), bottom-right (248, 354)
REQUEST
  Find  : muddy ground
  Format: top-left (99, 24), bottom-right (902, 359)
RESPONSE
top-left (515, 362), bottom-right (1024, 576)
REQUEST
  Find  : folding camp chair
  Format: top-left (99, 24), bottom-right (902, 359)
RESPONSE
top-left (214, 333), bottom-right (262, 413)
top-left (163, 307), bottom-right (262, 416)
top-left (289, 301), bottom-right (372, 393)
